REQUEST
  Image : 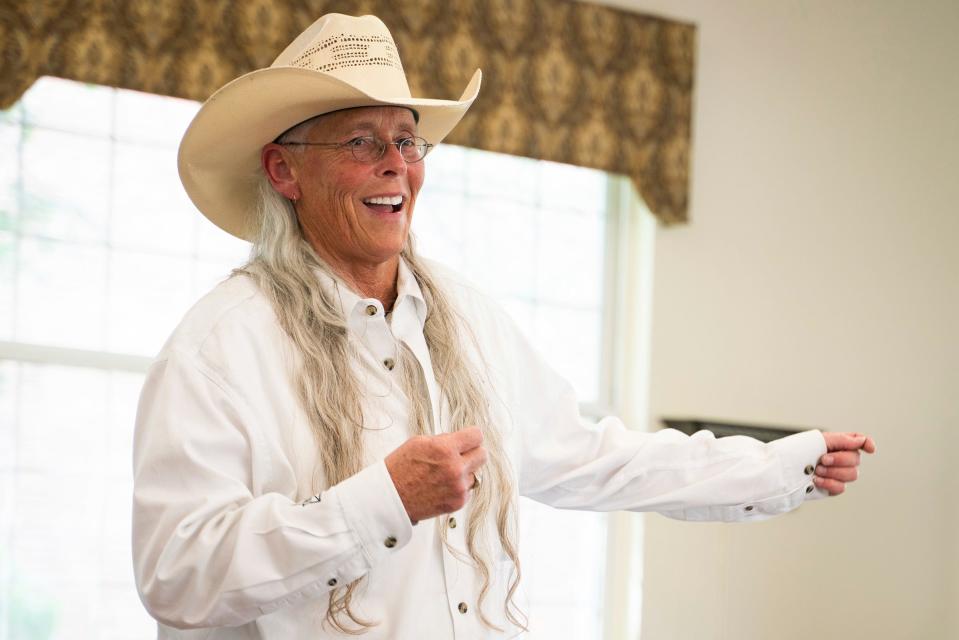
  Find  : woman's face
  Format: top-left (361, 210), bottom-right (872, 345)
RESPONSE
top-left (271, 106), bottom-right (425, 269)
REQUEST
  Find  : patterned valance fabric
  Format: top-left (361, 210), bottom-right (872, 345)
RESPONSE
top-left (0, 0), bottom-right (696, 224)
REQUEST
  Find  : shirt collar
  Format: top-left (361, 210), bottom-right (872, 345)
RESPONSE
top-left (313, 257), bottom-right (428, 331)
top-left (395, 257), bottom-right (428, 328)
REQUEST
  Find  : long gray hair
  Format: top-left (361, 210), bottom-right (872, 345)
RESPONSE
top-left (234, 175), bottom-right (526, 633)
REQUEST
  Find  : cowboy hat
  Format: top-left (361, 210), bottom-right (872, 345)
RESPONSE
top-left (178, 13), bottom-right (481, 240)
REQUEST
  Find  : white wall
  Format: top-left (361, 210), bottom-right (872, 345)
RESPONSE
top-left (591, 1), bottom-right (959, 638)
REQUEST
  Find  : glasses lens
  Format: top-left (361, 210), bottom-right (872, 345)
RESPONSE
top-left (403, 137), bottom-right (432, 162)
top-left (350, 137), bottom-right (381, 163)
top-left (350, 137), bottom-right (431, 163)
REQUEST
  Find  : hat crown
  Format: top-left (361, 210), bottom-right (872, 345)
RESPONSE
top-left (272, 14), bottom-right (413, 99)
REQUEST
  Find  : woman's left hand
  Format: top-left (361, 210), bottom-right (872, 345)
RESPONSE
top-left (815, 432), bottom-right (877, 495)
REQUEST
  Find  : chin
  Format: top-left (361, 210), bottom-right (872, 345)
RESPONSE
top-left (368, 239), bottom-right (408, 262)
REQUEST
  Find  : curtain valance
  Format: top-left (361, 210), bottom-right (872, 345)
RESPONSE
top-left (0, 0), bottom-right (695, 224)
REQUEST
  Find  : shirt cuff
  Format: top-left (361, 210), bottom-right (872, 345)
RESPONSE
top-left (325, 459), bottom-right (414, 568)
top-left (768, 428), bottom-right (829, 502)
top-left (661, 429), bottom-right (829, 523)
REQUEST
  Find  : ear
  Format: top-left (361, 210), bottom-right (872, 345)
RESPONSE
top-left (261, 143), bottom-right (300, 201)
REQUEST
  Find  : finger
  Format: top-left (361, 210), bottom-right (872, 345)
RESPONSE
top-left (813, 476), bottom-right (846, 496)
top-left (816, 465), bottom-right (858, 482)
top-left (441, 426), bottom-right (484, 452)
top-left (845, 433), bottom-right (876, 453)
top-left (460, 444), bottom-right (488, 474)
top-left (826, 433), bottom-right (872, 453)
top-left (820, 450), bottom-right (860, 467)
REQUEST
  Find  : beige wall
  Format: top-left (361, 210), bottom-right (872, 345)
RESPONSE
top-left (591, 1), bottom-right (959, 638)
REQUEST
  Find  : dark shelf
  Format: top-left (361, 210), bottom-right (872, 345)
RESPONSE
top-left (661, 418), bottom-right (810, 443)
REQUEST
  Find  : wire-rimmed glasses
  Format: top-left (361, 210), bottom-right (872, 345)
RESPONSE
top-left (279, 136), bottom-right (433, 164)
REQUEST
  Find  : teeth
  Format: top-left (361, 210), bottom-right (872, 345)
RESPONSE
top-left (363, 196), bottom-right (403, 206)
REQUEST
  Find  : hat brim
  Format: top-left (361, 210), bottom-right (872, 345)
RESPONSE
top-left (178, 67), bottom-right (482, 240)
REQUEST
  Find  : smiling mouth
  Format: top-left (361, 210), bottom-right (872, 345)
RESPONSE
top-left (362, 195), bottom-right (404, 213)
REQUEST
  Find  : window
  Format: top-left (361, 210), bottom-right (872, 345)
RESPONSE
top-left (0, 77), bottom-right (639, 638)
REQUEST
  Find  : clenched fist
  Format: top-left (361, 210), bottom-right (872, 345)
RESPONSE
top-left (385, 426), bottom-right (488, 523)
top-left (815, 432), bottom-right (877, 495)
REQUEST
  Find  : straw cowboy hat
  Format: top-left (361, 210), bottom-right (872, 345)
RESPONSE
top-left (178, 13), bottom-right (482, 240)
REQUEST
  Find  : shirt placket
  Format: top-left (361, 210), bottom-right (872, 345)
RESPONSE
top-left (387, 299), bottom-right (483, 637)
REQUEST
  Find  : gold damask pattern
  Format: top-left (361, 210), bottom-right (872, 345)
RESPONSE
top-left (0, 0), bottom-right (695, 224)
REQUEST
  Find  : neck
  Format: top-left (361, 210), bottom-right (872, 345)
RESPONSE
top-left (314, 247), bottom-right (400, 311)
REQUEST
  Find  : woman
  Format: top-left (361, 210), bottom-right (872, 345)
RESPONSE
top-left (133, 13), bottom-right (874, 639)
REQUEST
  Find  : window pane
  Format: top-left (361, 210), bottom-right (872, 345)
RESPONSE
top-left (195, 258), bottom-right (241, 299)
top-left (519, 498), bottom-right (607, 639)
top-left (0, 361), bottom-right (16, 471)
top-left (17, 364), bottom-right (108, 473)
top-left (0, 123), bottom-right (20, 231)
top-left (111, 142), bottom-right (196, 253)
top-left (6, 364), bottom-right (154, 639)
top-left (0, 100), bottom-right (22, 125)
top-left (532, 304), bottom-right (602, 401)
top-left (423, 143), bottom-right (467, 192)
top-left (21, 128), bottom-right (111, 243)
top-left (16, 237), bottom-right (107, 350)
top-left (467, 148), bottom-right (539, 204)
top-left (464, 198), bottom-right (537, 299)
top-left (107, 372), bottom-right (146, 479)
top-left (115, 88), bottom-right (198, 147)
top-left (0, 232), bottom-right (15, 340)
top-left (536, 208), bottom-right (605, 307)
top-left (540, 159), bottom-right (608, 216)
top-left (107, 249), bottom-right (194, 356)
top-left (410, 191), bottom-right (469, 266)
top-left (196, 213), bottom-right (250, 261)
top-left (21, 77), bottom-right (113, 137)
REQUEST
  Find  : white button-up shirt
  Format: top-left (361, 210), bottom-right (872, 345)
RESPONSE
top-left (132, 259), bottom-right (827, 638)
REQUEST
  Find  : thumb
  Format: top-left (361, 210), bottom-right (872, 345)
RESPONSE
top-left (444, 426), bottom-right (484, 453)
top-left (827, 432), bottom-right (877, 454)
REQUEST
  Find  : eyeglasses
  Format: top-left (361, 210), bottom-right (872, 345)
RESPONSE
top-left (279, 135), bottom-right (434, 164)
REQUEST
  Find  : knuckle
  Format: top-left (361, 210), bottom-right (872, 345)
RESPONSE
top-left (409, 435), bottom-right (429, 449)
top-left (430, 439), bottom-right (453, 458)
top-left (444, 460), bottom-right (464, 481)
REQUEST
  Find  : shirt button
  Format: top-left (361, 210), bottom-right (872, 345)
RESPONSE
top-left (365, 304), bottom-right (378, 316)
top-left (458, 602), bottom-right (468, 614)
top-left (383, 358), bottom-right (395, 371)
top-left (384, 536), bottom-right (397, 548)
top-left (448, 516), bottom-right (457, 529)
top-left (805, 485), bottom-right (814, 494)
top-left (327, 578), bottom-right (337, 587)
top-left (804, 464), bottom-right (815, 475)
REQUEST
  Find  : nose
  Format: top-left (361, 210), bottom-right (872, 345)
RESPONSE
top-left (375, 141), bottom-right (408, 177)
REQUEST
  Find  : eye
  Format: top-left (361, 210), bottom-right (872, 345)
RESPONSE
top-left (348, 136), bottom-right (375, 148)
top-left (396, 137), bottom-right (415, 149)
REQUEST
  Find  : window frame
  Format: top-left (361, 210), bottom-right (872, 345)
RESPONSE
top-left (0, 78), bottom-right (656, 640)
